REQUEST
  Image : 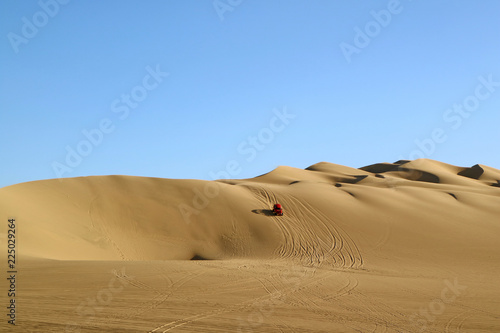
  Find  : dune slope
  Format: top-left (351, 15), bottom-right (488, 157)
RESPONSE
top-left (1, 159), bottom-right (499, 266)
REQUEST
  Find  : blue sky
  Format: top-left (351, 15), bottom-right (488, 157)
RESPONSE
top-left (1, 0), bottom-right (499, 188)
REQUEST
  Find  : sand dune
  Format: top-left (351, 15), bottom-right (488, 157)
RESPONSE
top-left (1, 159), bottom-right (499, 332)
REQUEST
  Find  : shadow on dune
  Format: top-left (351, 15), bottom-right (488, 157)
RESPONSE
top-left (361, 163), bottom-right (440, 184)
top-left (252, 209), bottom-right (276, 216)
top-left (360, 163), bottom-right (401, 173)
top-left (340, 175), bottom-right (368, 184)
top-left (406, 169), bottom-right (440, 183)
top-left (458, 164), bottom-right (484, 179)
top-left (190, 254), bottom-right (209, 260)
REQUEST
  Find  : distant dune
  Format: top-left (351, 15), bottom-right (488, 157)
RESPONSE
top-left (1, 159), bottom-right (499, 332)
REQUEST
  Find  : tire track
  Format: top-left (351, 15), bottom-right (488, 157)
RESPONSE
top-left (147, 264), bottom-right (331, 333)
top-left (347, 289), bottom-right (407, 332)
top-left (88, 194), bottom-right (128, 260)
top-left (291, 195), bottom-right (363, 268)
top-left (445, 310), bottom-right (474, 333)
top-left (244, 184), bottom-right (363, 268)
top-left (260, 265), bottom-right (406, 333)
top-left (147, 285), bottom-right (289, 333)
top-left (108, 266), bottom-right (206, 321)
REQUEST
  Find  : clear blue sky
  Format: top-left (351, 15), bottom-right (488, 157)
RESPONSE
top-left (1, 0), bottom-right (499, 188)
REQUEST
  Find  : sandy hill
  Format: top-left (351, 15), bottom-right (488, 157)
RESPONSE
top-left (1, 159), bottom-right (499, 332)
top-left (1, 159), bottom-right (498, 266)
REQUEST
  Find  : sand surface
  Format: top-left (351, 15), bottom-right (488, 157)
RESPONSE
top-left (1, 159), bottom-right (499, 332)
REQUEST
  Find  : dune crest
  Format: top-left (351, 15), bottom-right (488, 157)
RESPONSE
top-left (1, 159), bottom-right (499, 266)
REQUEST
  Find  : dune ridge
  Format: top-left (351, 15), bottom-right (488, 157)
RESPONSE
top-left (1, 159), bottom-right (499, 264)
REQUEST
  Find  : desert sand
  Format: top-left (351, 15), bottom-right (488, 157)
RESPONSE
top-left (1, 159), bottom-right (499, 332)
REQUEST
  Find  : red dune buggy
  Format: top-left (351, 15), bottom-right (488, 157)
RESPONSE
top-left (273, 204), bottom-right (283, 216)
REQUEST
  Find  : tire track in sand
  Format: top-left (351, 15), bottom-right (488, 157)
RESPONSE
top-left (245, 184), bottom-right (363, 268)
top-left (146, 286), bottom-right (294, 333)
top-left (88, 195), bottom-right (128, 260)
top-left (107, 266), bottom-right (206, 321)
top-left (147, 264), bottom-right (323, 333)
top-left (445, 310), bottom-right (473, 333)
